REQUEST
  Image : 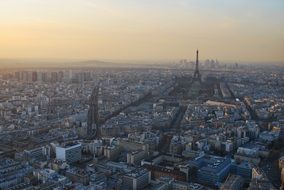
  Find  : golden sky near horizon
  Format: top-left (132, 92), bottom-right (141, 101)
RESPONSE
top-left (0, 0), bottom-right (284, 62)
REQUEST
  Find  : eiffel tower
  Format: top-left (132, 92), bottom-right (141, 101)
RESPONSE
top-left (193, 49), bottom-right (201, 83)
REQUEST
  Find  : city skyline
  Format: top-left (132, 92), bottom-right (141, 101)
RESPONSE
top-left (0, 0), bottom-right (284, 63)
top-left (1, 1), bottom-right (284, 189)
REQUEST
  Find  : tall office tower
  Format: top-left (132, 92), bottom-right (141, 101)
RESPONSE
top-left (32, 71), bottom-right (38, 82)
top-left (15, 72), bottom-right (20, 81)
top-left (193, 50), bottom-right (202, 83)
top-left (87, 86), bottom-right (99, 137)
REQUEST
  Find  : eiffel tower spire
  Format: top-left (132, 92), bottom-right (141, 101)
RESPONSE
top-left (193, 49), bottom-right (201, 82)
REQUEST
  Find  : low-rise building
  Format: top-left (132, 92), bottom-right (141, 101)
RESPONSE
top-left (220, 174), bottom-right (244, 190)
top-left (123, 168), bottom-right (151, 190)
top-left (191, 155), bottom-right (232, 187)
top-left (127, 150), bottom-right (148, 165)
top-left (56, 143), bottom-right (82, 163)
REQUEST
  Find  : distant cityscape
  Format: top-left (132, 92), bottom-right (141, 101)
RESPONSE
top-left (0, 51), bottom-right (284, 190)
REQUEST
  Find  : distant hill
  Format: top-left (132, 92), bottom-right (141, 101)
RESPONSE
top-left (0, 59), bottom-right (170, 69)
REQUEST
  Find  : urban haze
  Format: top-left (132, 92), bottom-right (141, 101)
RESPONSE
top-left (0, 1), bottom-right (284, 190)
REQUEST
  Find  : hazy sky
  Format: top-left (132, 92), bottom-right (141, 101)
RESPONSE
top-left (0, 0), bottom-right (284, 62)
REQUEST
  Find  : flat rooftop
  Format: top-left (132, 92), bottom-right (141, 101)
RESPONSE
top-left (59, 142), bottom-right (81, 148)
top-left (125, 168), bottom-right (149, 178)
top-left (194, 155), bottom-right (231, 174)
